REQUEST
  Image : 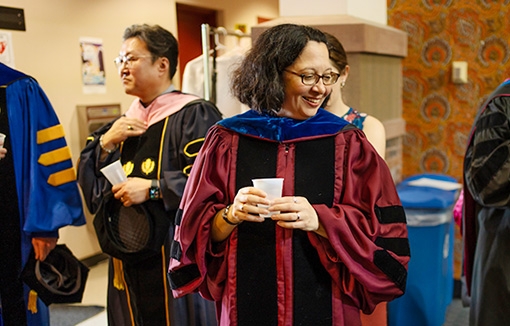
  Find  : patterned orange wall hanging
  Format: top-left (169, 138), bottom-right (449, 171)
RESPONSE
top-left (388, 0), bottom-right (510, 181)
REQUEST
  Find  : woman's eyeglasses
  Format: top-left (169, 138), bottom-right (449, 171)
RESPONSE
top-left (285, 70), bottom-right (340, 86)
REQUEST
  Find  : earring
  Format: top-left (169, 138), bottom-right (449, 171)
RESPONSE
top-left (340, 81), bottom-right (346, 88)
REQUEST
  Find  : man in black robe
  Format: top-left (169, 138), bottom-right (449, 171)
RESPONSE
top-left (77, 24), bottom-right (221, 325)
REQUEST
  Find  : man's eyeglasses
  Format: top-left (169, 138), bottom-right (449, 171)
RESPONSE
top-left (113, 54), bottom-right (152, 68)
top-left (284, 70), bottom-right (340, 86)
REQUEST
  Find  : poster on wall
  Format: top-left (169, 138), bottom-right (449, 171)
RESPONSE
top-left (0, 31), bottom-right (15, 68)
top-left (80, 37), bottom-right (106, 94)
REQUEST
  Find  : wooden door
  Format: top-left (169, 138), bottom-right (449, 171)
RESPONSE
top-left (176, 3), bottom-right (217, 86)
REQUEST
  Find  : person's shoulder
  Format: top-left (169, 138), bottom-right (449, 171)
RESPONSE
top-left (363, 115), bottom-right (385, 131)
top-left (162, 91), bottom-right (216, 111)
top-left (0, 63), bottom-right (24, 80)
top-left (316, 109), bottom-right (352, 132)
top-left (0, 64), bottom-right (31, 86)
top-left (360, 115), bottom-right (386, 158)
top-left (184, 97), bottom-right (216, 109)
top-left (183, 97), bottom-right (222, 116)
top-left (497, 79), bottom-right (510, 92)
top-left (201, 123), bottom-right (236, 147)
top-left (485, 85), bottom-right (510, 113)
top-left (169, 91), bottom-right (209, 107)
top-left (171, 92), bottom-right (222, 121)
top-left (486, 80), bottom-right (510, 104)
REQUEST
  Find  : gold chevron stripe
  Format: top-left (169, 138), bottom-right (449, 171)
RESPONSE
top-left (38, 147), bottom-right (72, 166)
top-left (37, 125), bottom-right (65, 144)
top-left (47, 167), bottom-right (76, 186)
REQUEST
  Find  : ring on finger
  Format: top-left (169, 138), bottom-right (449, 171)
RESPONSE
top-left (296, 213), bottom-right (300, 220)
top-left (127, 125), bottom-right (133, 130)
top-left (239, 204), bottom-right (244, 212)
top-left (293, 196), bottom-right (297, 204)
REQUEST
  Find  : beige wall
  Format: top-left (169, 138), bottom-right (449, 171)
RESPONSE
top-left (1, 0), bottom-right (278, 259)
top-left (279, 0), bottom-right (386, 24)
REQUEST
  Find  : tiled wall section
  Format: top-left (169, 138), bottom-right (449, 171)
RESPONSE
top-left (388, 0), bottom-right (510, 181)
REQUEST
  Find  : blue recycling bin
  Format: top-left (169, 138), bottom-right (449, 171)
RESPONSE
top-left (387, 174), bottom-right (458, 326)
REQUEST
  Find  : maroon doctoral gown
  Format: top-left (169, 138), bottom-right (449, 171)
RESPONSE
top-left (169, 109), bottom-right (410, 326)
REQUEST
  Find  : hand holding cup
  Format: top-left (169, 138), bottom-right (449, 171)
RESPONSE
top-left (100, 160), bottom-right (127, 185)
top-left (251, 178), bottom-right (284, 218)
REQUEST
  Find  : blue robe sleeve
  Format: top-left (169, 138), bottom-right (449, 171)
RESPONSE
top-left (6, 77), bottom-right (85, 235)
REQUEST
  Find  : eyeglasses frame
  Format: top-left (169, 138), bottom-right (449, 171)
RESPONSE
top-left (284, 70), bottom-right (341, 86)
top-left (113, 54), bottom-right (153, 69)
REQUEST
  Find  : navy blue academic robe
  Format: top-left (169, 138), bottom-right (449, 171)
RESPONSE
top-left (0, 63), bottom-right (85, 326)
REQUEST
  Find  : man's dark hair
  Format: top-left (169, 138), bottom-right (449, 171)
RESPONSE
top-left (123, 24), bottom-right (179, 79)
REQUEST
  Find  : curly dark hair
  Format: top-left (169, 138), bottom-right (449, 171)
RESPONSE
top-left (230, 24), bottom-right (327, 115)
top-left (123, 24), bottom-right (179, 80)
top-left (324, 32), bottom-right (348, 73)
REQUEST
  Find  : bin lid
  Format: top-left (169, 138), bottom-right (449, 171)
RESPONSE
top-left (397, 173), bottom-right (461, 210)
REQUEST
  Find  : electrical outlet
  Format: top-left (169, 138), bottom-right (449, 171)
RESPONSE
top-left (452, 61), bottom-right (468, 84)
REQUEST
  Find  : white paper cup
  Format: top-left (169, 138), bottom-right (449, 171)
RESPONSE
top-left (252, 178), bottom-right (284, 218)
top-left (0, 133), bottom-right (5, 149)
top-left (100, 160), bottom-right (127, 185)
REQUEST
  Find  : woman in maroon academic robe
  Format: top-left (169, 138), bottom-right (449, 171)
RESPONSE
top-left (169, 24), bottom-right (410, 326)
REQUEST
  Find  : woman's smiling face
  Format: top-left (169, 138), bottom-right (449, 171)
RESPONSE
top-left (279, 41), bottom-right (333, 120)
